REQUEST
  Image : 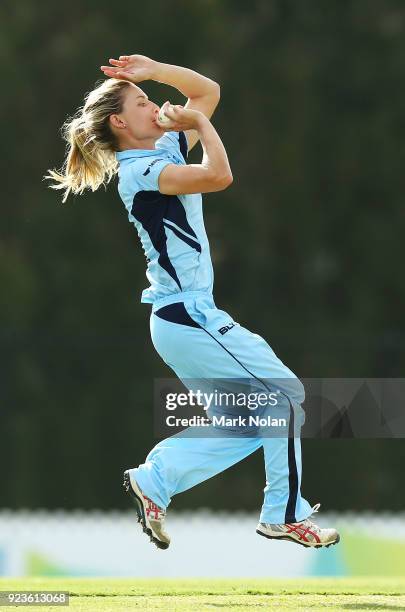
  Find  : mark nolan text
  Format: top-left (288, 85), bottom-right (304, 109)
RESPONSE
top-left (213, 415), bottom-right (287, 427)
top-left (166, 415), bottom-right (287, 428)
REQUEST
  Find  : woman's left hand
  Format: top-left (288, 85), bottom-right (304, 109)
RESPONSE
top-left (100, 54), bottom-right (158, 83)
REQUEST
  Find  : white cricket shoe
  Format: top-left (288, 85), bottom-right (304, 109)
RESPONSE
top-left (123, 470), bottom-right (170, 550)
top-left (256, 503), bottom-right (340, 548)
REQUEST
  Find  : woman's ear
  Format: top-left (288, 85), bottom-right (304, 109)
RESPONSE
top-left (110, 114), bottom-right (127, 129)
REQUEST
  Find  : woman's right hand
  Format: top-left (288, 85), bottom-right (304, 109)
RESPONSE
top-left (157, 102), bottom-right (206, 132)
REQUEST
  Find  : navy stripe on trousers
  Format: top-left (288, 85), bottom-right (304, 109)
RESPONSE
top-left (285, 400), bottom-right (298, 523)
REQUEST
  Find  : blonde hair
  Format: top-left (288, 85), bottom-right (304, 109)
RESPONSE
top-left (45, 78), bottom-right (130, 203)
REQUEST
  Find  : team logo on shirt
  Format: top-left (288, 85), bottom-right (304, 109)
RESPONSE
top-left (143, 158), bottom-right (166, 176)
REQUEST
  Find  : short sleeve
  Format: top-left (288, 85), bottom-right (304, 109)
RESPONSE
top-left (127, 156), bottom-right (174, 193)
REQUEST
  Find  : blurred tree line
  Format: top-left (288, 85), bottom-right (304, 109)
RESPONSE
top-left (1, 0), bottom-right (405, 511)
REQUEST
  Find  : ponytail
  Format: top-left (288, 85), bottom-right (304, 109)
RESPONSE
top-left (45, 78), bottom-right (130, 203)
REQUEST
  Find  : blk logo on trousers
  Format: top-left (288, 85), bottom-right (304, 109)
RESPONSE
top-left (218, 322), bottom-right (236, 335)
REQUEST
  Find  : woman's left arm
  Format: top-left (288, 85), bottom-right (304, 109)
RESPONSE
top-left (101, 55), bottom-right (220, 151)
top-left (154, 62), bottom-right (219, 99)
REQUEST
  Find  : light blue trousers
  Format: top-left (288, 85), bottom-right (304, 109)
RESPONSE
top-left (132, 291), bottom-right (312, 524)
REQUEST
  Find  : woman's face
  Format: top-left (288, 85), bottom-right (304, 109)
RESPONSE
top-left (120, 83), bottom-right (164, 140)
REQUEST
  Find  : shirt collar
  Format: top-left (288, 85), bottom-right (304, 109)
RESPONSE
top-left (116, 147), bottom-right (166, 161)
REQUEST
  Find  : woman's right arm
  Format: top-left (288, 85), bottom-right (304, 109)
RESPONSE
top-left (158, 107), bottom-right (233, 195)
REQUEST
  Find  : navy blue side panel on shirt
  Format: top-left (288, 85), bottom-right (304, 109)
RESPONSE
top-left (162, 196), bottom-right (199, 242)
top-left (131, 190), bottom-right (202, 290)
top-left (131, 191), bottom-right (182, 290)
top-left (162, 222), bottom-right (201, 252)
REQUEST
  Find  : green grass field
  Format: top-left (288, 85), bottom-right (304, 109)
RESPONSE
top-left (1, 578), bottom-right (405, 611)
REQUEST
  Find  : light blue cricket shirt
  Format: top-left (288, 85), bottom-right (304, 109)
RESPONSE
top-left (116, 131), bottom-right (214, 304)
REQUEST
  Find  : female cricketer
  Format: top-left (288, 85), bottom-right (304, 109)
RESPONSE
top-left (47, 54), bottom-right (339, 550)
